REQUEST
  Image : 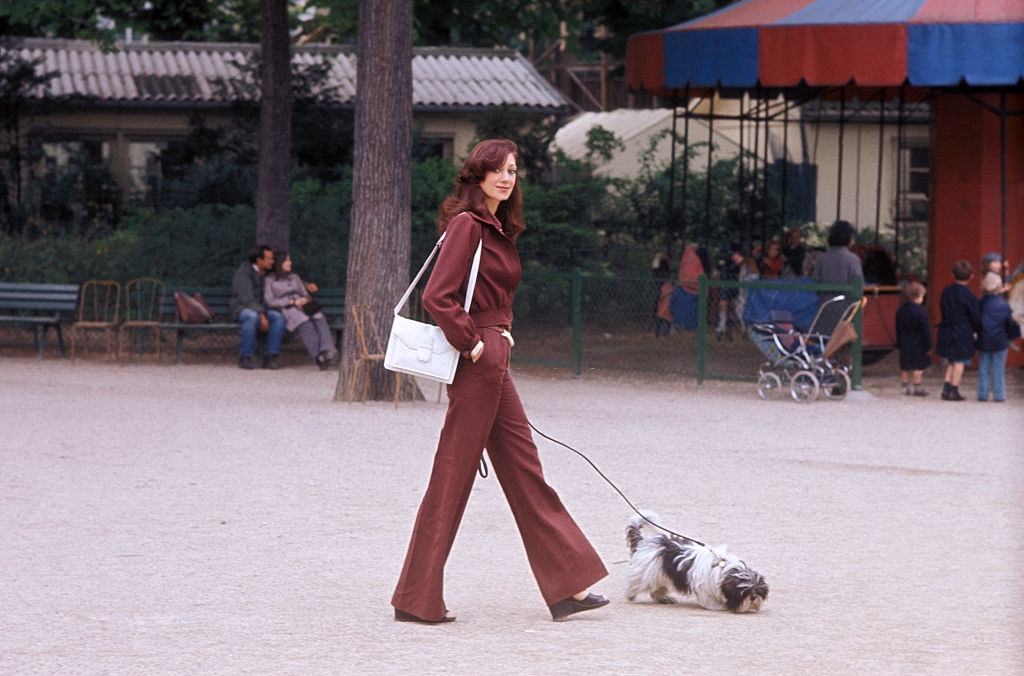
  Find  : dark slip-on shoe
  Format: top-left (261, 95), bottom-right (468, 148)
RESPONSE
top-left (394, 608), bottom-right (456, 624)
top-left (549, 592), bottom-right (609, 621)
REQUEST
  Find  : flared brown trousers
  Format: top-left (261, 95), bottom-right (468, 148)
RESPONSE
top-left (391, 329), bottom-right (607, 621)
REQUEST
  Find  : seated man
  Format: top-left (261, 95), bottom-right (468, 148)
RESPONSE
top-left (230, 244), bottom-right (285, 369)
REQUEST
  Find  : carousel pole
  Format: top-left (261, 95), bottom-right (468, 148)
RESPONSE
top-left (874, 88), bottom-right (886, 244)
top-left (752, 84), bottom-right (761, 248)
top-left (836, 87), bottom-right (846, 222)
top-left (704, 89), bottom-right (716, 249)
top-left (668, 90), bottom-right (678, 255)
top-left (761, 89), bottom-right (770, 244)
top-left (895, 86), bottom-right (905, 270)
top-left (738, 93), bottom-right (746, 247)
top-left (1000, 91), bottom-right (1007, 268)
top-left (681, 84), bottom-right (692, 246)
top-left (781, 93), bottom-right (789, 236)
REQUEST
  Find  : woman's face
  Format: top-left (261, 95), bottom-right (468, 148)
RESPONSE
top-left (479, 153), bottom-right (517, 206)
top-left (282, 256), bottom-right (292, 273)
top-left (767, 243), bottom-right (780, 258)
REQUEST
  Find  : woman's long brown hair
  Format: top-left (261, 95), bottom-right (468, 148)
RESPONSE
top-left (436, 139), bottom-right (525, 240)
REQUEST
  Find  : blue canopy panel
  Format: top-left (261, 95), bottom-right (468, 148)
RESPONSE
top-left (909, 23), bottom-right (1024, 86)
top-left (776, 0), bottom-right (925, 25)
top-left (663, 28), bottom-right (759, 89)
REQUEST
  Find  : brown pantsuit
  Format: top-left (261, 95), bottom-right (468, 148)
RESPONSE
top-left (391, 211), bottom-right (607, 622)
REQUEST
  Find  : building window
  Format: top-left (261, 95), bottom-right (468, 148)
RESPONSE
top-left (412, 135), bottom-right (453, 161)
top-left (35, 139), bottom-right (117, 224)
top-left (128, 139), bottom-right (187, 200)
top-left (898, 143), bottom-right (929, 222)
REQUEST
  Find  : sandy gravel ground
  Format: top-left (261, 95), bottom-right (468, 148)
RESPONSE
top-left (1, 359), bottom-right (1022, 675)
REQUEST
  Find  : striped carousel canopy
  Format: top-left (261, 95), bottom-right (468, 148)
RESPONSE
top-left (627, 0), bottom-right (1024, 93)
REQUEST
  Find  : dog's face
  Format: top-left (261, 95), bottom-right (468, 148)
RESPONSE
top-left (719, 563), bottom-right (769, 613)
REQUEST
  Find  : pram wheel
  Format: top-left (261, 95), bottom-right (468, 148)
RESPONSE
top-left (790, 370), bottom-right (820, 402)
top-left (757, 372), bottom-right (783, 399)
top-left (820, 368), bottom-right (851, 400)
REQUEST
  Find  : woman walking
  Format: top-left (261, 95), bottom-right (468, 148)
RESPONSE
top-left (391, 139), bottom-right (608, 624)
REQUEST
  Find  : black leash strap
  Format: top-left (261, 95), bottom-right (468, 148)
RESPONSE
top-left (527, 421), bottom-right (706, 547)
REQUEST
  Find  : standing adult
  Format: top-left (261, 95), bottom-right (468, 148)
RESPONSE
top-left (391, 139), bottom-right (608, 624)
top-left (264, 252), bottom-right (338, 369)
top-left (811, 220), bottom-right (864, 287)
top-left (782, 228), bottom-right (806, 278)
top-left (230, 244), bottom-right (285, 369)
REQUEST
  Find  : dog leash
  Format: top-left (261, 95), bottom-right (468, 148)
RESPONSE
top-left (527, 422), bottom-right (706, 548)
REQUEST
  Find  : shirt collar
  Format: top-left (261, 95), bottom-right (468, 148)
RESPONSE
top-left (467, 209), bottom-right (508, 238)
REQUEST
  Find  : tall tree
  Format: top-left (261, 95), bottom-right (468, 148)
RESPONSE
top-left (334, 0), bottom-right (413, 401)
top-left (256, 0), bottom-right (292, 251)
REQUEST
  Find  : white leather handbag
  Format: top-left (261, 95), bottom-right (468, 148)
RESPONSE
top-left (383, 231), bottom-right (482, 384)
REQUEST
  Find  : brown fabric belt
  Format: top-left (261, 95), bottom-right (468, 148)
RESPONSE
top-left (470, 308), bottom-right (513, 329)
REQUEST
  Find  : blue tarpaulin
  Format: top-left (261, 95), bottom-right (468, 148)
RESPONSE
top-left (742, 282), bottom-right (821, 330)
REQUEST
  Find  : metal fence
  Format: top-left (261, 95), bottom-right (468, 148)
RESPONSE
top-left (2, 271), bottom-right (864, 384)
top-left (511, 270), bottom-right (864, 388)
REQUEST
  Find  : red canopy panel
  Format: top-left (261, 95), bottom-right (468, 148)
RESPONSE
top-left (760, 24), bottom-right (909, 87)
top-left (913, 0), bottom-right (1024, 23)
top-left (686, 0), bottom-right (816, 29)
top-left (625, 32), bottom-right (665, 94)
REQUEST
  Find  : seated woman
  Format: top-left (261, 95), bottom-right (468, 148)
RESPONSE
top-left (264, 252), bottom-right (338, 369)
top-left (759, 240), bottom-right (785, 279)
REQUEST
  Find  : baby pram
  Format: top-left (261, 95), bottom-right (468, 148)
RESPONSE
top-left (749, 294), bottom-right (863, 402)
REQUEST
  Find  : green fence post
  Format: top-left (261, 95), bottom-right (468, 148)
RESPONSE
top-left (697, 274), bottom-right (707, 387)
top-left (571, 268), bottom-right (582, 377)
top-left (851, 279), bottom-right (864, 390)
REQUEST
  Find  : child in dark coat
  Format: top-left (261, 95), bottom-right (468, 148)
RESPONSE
top-left (976, 273), bottom-right (1022, 402)
top-left (936, 260), bottom-right (981, 401)
top-left (895, 281), bottom-right (931, 396)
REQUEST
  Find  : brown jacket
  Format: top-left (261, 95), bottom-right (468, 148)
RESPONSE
top-left (422, 210), bottom-right (522, 353)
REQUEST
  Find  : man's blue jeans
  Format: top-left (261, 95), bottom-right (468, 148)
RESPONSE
top-left (976, 349), bottom-right (1008, 401)
top-left (237, 308), bottom-right (284, 358)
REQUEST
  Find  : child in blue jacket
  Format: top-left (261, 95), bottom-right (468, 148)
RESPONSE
top-left (977, 273), bottom-right (1022, 402)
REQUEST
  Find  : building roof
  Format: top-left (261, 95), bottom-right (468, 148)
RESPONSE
top-left (6, 38), bottom-right (567, 112)
top-left (553, 108), bottom-right (672, 161)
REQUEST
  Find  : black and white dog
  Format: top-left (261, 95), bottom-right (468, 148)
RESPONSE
top-left (625, 513), bottom-right (768, 613)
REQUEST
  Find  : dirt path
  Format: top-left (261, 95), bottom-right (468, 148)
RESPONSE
top-left (1, 359), bottom-right (1021, 674)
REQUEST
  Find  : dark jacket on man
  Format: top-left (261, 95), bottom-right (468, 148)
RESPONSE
top-left (977, 293), bottom-right (1021, 352)
top-left (230, 263), bottom-right (267, 318)
top-left (936, 282), bottom-right (980, 361)
top-left (895, 301), bottom-right (932, 370)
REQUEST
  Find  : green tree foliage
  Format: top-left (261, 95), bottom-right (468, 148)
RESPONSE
top-left (581, 0), bottom-right (737, 59)
top-left (1, 0), bottom-right (262, 44)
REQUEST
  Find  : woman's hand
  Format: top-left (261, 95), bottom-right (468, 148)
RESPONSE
top-left (293, 297), bottom-right (309, 307)
top-left (469, 340), bottom-right (484, 363)
top-left (306, 282), bottom-right (318, 293)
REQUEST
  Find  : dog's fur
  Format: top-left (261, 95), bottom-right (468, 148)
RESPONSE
top-left (625, 513), bottom-right (768, 613)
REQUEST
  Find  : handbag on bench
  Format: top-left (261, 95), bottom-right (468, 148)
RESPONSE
top-left (384, 230), bottom-right (482, 385)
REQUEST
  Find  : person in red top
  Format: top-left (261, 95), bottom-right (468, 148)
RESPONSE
top-left (391, 139), bottom-right (608, 624)
top-left (759, 240), bottom-right (785, 279)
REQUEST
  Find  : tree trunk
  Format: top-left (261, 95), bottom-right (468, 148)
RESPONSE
top-left (256, 0), bottom-right (292, 251)
top-left (334, 0), bottom-right (414, 402)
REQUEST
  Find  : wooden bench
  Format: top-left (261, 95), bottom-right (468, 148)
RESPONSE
top-left (161, 286), bottom-right (345, 364)
top-left (0, 282), bottom-right (80, 357)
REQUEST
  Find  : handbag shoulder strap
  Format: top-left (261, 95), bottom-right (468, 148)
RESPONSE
top-left (393, 225), bottom-right (483, 316)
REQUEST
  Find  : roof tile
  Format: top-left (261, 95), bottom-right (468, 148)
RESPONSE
top-left (9, 38), bottom-right (564, 111)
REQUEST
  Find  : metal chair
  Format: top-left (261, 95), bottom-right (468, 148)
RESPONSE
top-left (70, 280), bottom-right (121, 359)
top-left (119, 278), bottom-right (166, 359)
top-left (349, 303), bottom-right (403, 405)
